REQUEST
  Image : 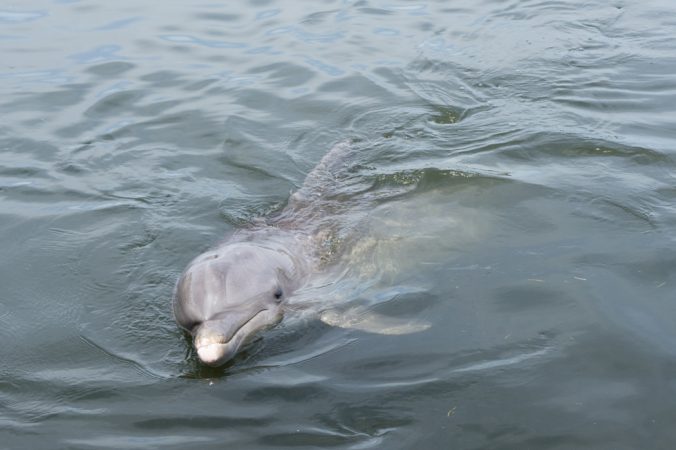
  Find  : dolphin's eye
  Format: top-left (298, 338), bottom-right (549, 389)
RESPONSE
top-left (273, 288), bottom-right (283, 300)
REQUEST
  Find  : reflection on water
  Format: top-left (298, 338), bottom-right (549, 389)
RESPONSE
top-left (2, 0), bottom-right (676, 448)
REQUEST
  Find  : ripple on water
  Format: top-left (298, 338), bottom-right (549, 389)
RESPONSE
top-left (2, 0), bottom-right (676, 447)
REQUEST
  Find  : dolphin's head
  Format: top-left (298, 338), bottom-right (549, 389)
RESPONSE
top-left (173, 243), bottom-right (295, 367)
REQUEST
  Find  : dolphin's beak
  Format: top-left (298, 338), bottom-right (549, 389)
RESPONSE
top-left (192, 306), bottom-right (282, 366)
top-left (196, 341), bottom-right (234, 366)
top-left (197, 344), bottom-right (225, 365)
top-left (193, 324), bottom-right (241, 367)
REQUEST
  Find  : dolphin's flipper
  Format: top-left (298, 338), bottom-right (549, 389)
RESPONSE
top-left (319, 308), bottom-right (431, 335)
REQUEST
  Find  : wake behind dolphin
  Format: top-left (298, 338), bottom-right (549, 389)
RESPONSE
top-left (174, 141), bottom-right (428, 367)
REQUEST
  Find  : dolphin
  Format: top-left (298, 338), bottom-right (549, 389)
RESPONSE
top-left (173, 142), bottom-right (349, 366)
top-left (174, 141), bottom-right (428, 366)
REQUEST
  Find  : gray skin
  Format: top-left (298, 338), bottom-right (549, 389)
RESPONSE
top-left (174, 142), bottom-right (350, 366)
top-left (173, 233), bottom-right (309, 366)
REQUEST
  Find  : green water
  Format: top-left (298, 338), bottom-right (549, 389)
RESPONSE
top-left (2, 0), bottom-right (676, 448)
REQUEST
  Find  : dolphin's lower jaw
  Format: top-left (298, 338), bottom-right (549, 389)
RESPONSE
top-left (193, 331), bottom-right (239, 366)
top-left (196, 342), bottom-right (235, 366)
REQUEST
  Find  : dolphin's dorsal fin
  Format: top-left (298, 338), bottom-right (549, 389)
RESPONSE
top-left (319, 308), bottom-right (431, 335)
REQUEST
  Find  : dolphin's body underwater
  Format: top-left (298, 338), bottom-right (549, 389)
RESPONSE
top-left (174, 142), bottom-right (350, 366)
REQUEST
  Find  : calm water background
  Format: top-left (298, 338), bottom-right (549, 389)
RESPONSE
top-left (2, 0), bottom-right (676, 448)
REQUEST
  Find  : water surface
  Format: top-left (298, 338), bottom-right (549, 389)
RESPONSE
top-left (2, 0), bottom-right (676, 448)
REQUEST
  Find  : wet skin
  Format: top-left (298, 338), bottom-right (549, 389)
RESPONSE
top-left (174, 142), bottom-right (349, 366)
top-left (173, 235), bottom-right (309, 366)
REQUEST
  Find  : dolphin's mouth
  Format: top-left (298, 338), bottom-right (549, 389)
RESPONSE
top-left (193, 307), bottom-right (275, 366)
